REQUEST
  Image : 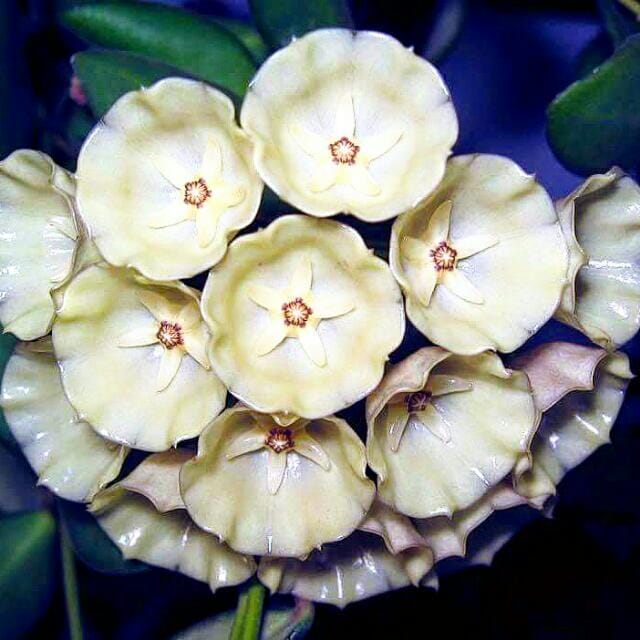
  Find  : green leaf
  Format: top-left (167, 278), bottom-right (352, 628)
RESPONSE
top-left (597, 0), bottom-right (639, 47)
top-left (62, 2), bottom-right (256, 98)
top-left (214, 18), bottom-right (270, 64)
top-left (422, 0), bottom-right (468, 63)
top-left (58, 499), bottom-right (149, 575)
top-left (547, 34), bottom-right (640, 175)
top-left (249, 0), bottom-right (352, 49)
top-left (0, 332), bottom-right (17, 450)
top-left (0, 511), bottom-right (57, 639)
top-left (72, 50), bottom-right (187, 117)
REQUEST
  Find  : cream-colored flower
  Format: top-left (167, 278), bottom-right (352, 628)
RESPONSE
top-left (202, 215), bottom-right (404, 418)
top-left (240, 29), bottom-right (458, 222)
top-left (512, 342), bottom-right (633, 506)
top-left (0, 150), bottom-right (78, 339)
top-left (390, 154), bottom-right (568, 355)
top-left (366, 347), bottom-right (537, 518)
top-left (91, 450), bottom-right (256, 592)
top-left (0, 338), bottom-right (127, 502)
top-left (76, 78), bottom-right (263, 280)
top-left (180, 406), bottom-right (375, 557)
top-left (555, 169), bottom-right (640, 349)
top-left (52, 264), bottom-right (226, 451)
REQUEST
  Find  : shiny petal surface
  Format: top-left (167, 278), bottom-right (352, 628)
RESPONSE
top-left (52, 265), bottom-right (226, 451)
top-left (0, 150), bottom-right (77, 339)
top-left (76, 78), bottom-right (263, 279)
top-left (240, 29), bottom-right (458, 221)
top-left (0, 340), bottom-right (126, 502)
top-left (180, 408), bottom-right (374, 557)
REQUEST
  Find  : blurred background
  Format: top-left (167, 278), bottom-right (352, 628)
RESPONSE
top-left (1, 1), bottom-right (639, 638)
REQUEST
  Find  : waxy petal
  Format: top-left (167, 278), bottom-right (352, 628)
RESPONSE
top-left (255, 320), bottom-right (288, 356)
top-left (200, 139), bottom-right (223, 180)
top-left (309, 163), bottom-right (339, 192)
top-left (183, 331), bottom-right (210, 370)
top-left (247, 284), bottom-right (282, 311)
top-left (157, 347), bottom-right (184, 392)
top-left (290, 122), bottom-right (328, 159)
top-left (424, 200), bottom-right (452, 247)
top-left (138, 290), bottom-right (174, 322)
top-left (414, 266), bottom-right (438, 306)
top-left (415, 405), bottom-right (452, 443)
top-left (402, 237), bottom-right (430, 265)
top-left (312, 296), bottom-right (355, 319)
top-left (196, 204), bottom-right (221, 248)
top-left (441, 269), bottom-right (484, 304)
top-left (118, 325), bottom-right (159, 348)
top-left (332, 94), bottom-right (356, 138)
top-left (177, 303), bottom-right (202, 332)
top-left (349, 164), bottom-right (382, 197)
top-left (454, 234), bottom-right (499, 259)
top-left (298, 325), bottom-right (326, 367)
top-left (267, 449), bottom-right (288, 495)
top-left (216, 183), bottom-right (246, 208)
top-left (387, 404), bottom-right (410, 453)
top-left (427, 374), bottom-right (473, 397)
top-left (226, 426), bottom-right (267, 461)
top-left (361, 129), bottom-right (403, 162)
top-left (294, 431), bottom-right (331, 471)
top-left (149, 150), bottom-right (191, 190)
top-left (290, 258), bottom-right (313, 298)
top-left (148, 202), bottom-right (191, 229)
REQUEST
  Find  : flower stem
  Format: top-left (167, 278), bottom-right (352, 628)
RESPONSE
top-left (58, 507), bottom-right (83, 640)
top-left (230, 581), bottom-right (266, 640)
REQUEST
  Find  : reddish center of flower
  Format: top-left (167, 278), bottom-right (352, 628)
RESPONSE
top-left (329, 136), bottom-right (360, 165)
top-left (184, 178), bottom-right (211, 208)
top-left (157, 321), bottom-right (183, 349)
top-left (430, 241), bottom-right (457, 272)
top-left (282, 297), bottom-right (313, 327)
top-left (404, 391), bottom-right (432, 413)
top-left (265, 428), bottom-right (295, 453)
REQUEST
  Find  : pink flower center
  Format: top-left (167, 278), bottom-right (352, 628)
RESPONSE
top-left (265, 428), bottom-right (295, 453)
top-left (430, 241), bottom-right (457, 272)
top-left (157, 321), bottom-right (183, 349)
top-left (282, 297), bottom-right (313, 328)
top-left (184, 178), bottom-right (211, 208)
top-left (404, 391), bottom-right (432, 413)
top-left (329, 136), bottom-right (360, 165)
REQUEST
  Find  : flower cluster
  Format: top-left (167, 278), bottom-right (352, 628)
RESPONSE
top-left (1, 29), bottom-right (638, 607)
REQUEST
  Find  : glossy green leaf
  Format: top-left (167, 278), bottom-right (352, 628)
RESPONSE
top-left (214, 18), bottom-right (270, 64)
top-left (58, 499), bottom-right (149, 575)
top-left (0, 332), bottom-right (17, 450)
top-left (72, 50), bottom-right (187, 117)
top-left (547, 34), bottom-right (640, 175)
top-left (173, 599), bottom-right (315, 640)
top-left (249, 0), bottom-right (352, 49)
top-left (0, 511), bottom-right (57, 639)
top-left (62, 2), bottom-right (256, 97)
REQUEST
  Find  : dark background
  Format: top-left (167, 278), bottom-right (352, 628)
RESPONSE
top-left (2, 1), bottom-right (639, 638)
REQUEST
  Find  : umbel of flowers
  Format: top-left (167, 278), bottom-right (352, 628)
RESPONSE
top-left (0, 28), bottom-right (638, 608)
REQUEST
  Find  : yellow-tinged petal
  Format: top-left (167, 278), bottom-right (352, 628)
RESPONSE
top-left (255, 320), bottom-right (288, 356)
top-left (415, 404), bottom-right (451, 443)
top-left (427, 374), bottom-right (473, 397)
top-left (454, 234), bottom-right (499, 259)
top-left (247, 283), bottom-right (282, 311)
top-left (226, 425), bottom-right (266, 460)
top-left (148, 201), bottom-right (191, 229)
top-left (200, 138), bottom-right (223, 180)
top-left (309, 162), bottom-right (339, 193)
top-left (290, 258), bottom-right (313, 298)
top-left (311, 296), bottom-right (355, 319)
top-left (361, 128), bottom-right (404, 162)
top-left (266, 449), bottom-right (288, 495)
top-left (298, 325), bottom-right (326, 367)
top-left (290, 122), bottom-right (328, 159)
top-left (118, 325), bottom-right (159, 348)
top-left (49, 215), bottom-right (78, 241)
top-left (424, 200), bottom-right (452, 246)
top-left (402, 237), bottom-right (430, 264)
top-left (387, 403), bottom-right (410, 453)
top-left (182, 331), bottom-right (210, 369)
top-left (216, 183), bottom-right (246, 208)
top-left (137, 290), bottom-right (174, 322)
top-left (148, 149), bottom-right (191, 189)
top-left (332, 93), bottom-right (356, 138)
top-left (157, 348), bottom-right (183, 392)
top-left (348, 164), bottom-right (381, 197)
top-left (196, 204), bottom-right (221, 248)
top-left (414, 266), bottom-right (438, 306)
top-left (441, 269), bottom-right (484, 304)
top-left (294, 431), bottom-right (331, 471)
top-left (176, 302), bottom-right (202, 331)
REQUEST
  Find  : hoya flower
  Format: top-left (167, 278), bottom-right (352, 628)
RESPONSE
top-left (555, 169), bottom-right (640, 349)
top-left (240, 29), bottom-right (458, 222)
top-left (202, 214), bottom-right (404, 418)
top-left (0, 150), bottom-right (78, 339)
top-left (52, 264), bottom-right (226, 451)
top-left (512, 342), bottom-right (632, 506)
top-left (76, 78), bottom-right (263, 280)
top-left (390, 154), bottom-right (568, 355)
top-left (366, 347), bottom-right (537, 518)
top-left (0, 338), bottom-right (127, 502)
top-left (180, 405), bottom-right (375, 557)
top-left (91, 450), bottom-right (256, 591)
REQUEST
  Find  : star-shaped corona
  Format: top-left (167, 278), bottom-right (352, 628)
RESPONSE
top-left (401, 200), bottom-right (499, 305)
top-left (246, 257), bottom-right (355, 367)
top-left (385, 375), bottom-right (472, 451)
top-left (149, 139), bottom-right (246, 248)
top-left (118, 291), bottom-right (210, 391)
top-left (290, 95), bottom-right (402, 197)
top-left (225, 417), bottom-right (330, 495)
